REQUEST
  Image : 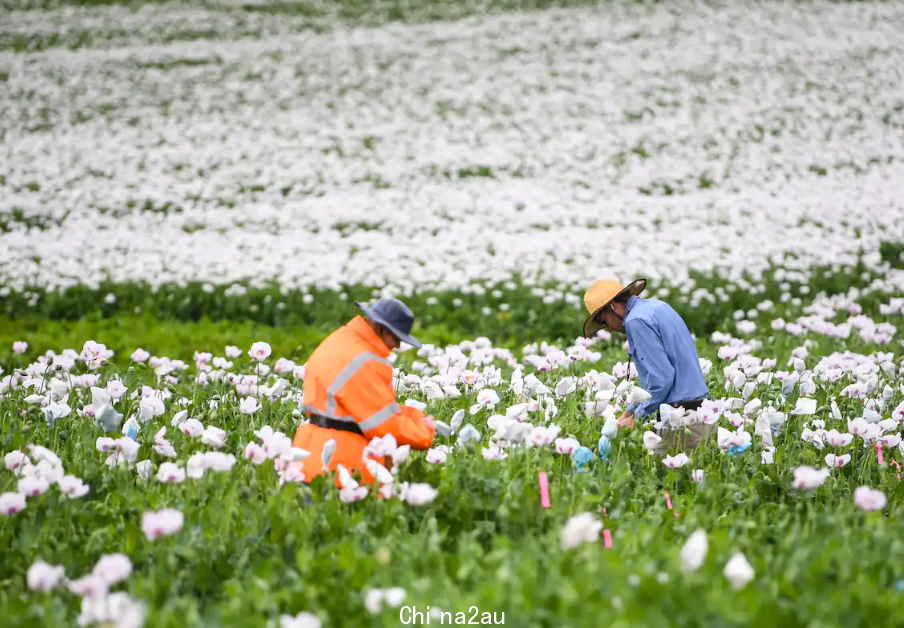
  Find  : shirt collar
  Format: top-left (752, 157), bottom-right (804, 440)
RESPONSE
top-left (346, 315), bottom-right (391, 357)
top-left (625, 295), bottom-right (640, 317)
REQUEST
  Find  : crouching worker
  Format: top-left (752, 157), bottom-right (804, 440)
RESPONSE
top-left (583, 278), bottom-right (710, 455)
top-left (292, 298), bottom-right (435, 487)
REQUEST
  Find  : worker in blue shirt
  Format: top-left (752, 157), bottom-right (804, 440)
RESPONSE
top-left (583, 278), bottom-right (710, 453)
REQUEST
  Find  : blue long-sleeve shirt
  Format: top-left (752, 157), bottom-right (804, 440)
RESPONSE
top-left (623, 296), bottom-right (709, 419)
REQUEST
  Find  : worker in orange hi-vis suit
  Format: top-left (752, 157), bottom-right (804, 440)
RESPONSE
top-left (292, 298), bottom-right (436, 487)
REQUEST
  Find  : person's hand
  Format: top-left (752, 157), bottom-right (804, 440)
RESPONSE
top-left (617, 410), bottom-right (635, 429)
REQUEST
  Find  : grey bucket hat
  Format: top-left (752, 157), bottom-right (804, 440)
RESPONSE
top-left (355, 298), bottom-right (422, 348)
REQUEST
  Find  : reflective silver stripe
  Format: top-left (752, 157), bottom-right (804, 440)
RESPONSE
top-left (358, 402), bottom-right (400, 433)
top-left (302, 404), bottom-right (355, 423)
top-left (325, 352), bottom-right (393, 415)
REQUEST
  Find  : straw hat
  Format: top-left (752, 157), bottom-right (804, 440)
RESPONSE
top-left (582, 278), bottom-right (647, 337)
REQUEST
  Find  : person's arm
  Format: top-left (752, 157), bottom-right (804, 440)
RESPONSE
top-left (627, 319), bottom-right (675, 419)
top-left (335, 360), bottom-right (435, 449)
top-left (617, 408), bottom-right (635, 428)
top-left (388, 406), bottom-right (436, 449)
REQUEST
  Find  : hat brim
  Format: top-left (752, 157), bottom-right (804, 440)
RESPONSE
top-left (356, 302), bottom-right (422, 349)
top-left (582, 279), bottom-right (647, 338)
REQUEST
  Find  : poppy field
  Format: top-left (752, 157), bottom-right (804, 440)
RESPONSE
top-left (3, 0), bottom-right (904, 627)
top-left (4, 280), bottom-right (904, 628)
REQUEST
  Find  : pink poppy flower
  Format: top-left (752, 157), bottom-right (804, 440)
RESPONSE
top-left (142, 508), bottom-right (184, 541)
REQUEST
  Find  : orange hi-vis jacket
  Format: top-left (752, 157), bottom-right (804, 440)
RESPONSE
top-left (292, 315), bottom-right (435, 486)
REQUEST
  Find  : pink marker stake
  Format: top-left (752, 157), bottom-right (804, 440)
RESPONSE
top-left (538, 472), bottom-right (550, 508)
top-left (665, 492), bottom-right (679, 518)
top-left (602, 529), bottom-right (613, 549)
top-left (878, 443), bottom-right (884, 466)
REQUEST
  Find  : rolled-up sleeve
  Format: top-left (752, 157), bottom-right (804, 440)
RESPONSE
top-left (627, 319), bottom-right (675, 419)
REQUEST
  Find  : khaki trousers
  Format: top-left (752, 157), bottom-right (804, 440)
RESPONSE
top-left (652, 423), bottom-right (714, 456)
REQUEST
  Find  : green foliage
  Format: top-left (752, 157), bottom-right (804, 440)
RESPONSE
top-left (0, 314), bottom-right (332, 365)
top-left (0, 253), bottom-right (892, 351)
top-left (880, 241), bottom-right (904, 269)
top-left (1, 299), bottom-right (903, 627)
top-left (0, 0), bottom-right (610, 52)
